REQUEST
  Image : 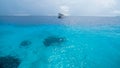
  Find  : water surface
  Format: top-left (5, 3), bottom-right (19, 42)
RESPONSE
top-left (0, 16), bottom-right (120, 68)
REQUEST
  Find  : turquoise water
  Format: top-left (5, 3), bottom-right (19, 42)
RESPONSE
top-left (0, 16), bottom-right (120, 68)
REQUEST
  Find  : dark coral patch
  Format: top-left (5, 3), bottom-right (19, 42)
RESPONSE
top-left (20, 40), bottom-right (31, 47)
top-left (43, 36), bottom-right (66, 46)
top-left (0, 56), bottom-right (21, 68)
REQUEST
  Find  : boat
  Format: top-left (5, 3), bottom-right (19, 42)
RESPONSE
top-left (58, 13), bottom-right (64, 19)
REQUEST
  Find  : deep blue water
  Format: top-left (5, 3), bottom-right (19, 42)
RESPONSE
top-left (0, 16), bottom-right (120, 68)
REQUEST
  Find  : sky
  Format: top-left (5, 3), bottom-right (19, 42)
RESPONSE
top-left (0, 0), bottom-right (120, 16)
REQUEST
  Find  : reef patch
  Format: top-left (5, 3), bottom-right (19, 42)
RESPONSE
top-left (0, 56), bottom-right (21, 68)
top-left (20, 40), bottom-right (32, 47)
top-left (43, 36), bottom-right (66, 46)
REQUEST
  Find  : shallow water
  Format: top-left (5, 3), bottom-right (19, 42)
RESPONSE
top-left (0, 16), bottom-right (120, 68)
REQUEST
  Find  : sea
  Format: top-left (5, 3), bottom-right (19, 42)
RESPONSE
top-left (0, 16), bottom-right (120, 68)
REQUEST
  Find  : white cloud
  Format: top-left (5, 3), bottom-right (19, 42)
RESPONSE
top-left (0, 0), bottom-right (119, 16)
top-left (112, 10), bottom-right (120, 16)
top-left (93, 0), bottom-right (116, 8)
top-left (8, 11), bottom-right (31, 16)
top-left (59, 5), bottom-right (70, 16)
top-left (67, 0), bottom-right (117, 16)
top-left (113, 10), bottom-right (120, 14)
top-left (11, 14), bottom-right (31, 16)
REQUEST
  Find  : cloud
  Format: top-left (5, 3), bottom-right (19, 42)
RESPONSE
top-left (11, 14), bottom-right (31, 16)
top-left (67, 0), bottom-right (117, 16)
top-left (8, 11), bottom-right (31, 16)
top-left (0, 0), bottom-right (119, 16)
top-left (93, 0), bottom-right (116, 8)
top-left (59, 5), bottom-right (70, 16)
top-left (112, 10), bottom-right (120, 16)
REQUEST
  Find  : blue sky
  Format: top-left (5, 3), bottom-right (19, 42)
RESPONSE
top-left (0, 0), bottom-right (120, 16)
